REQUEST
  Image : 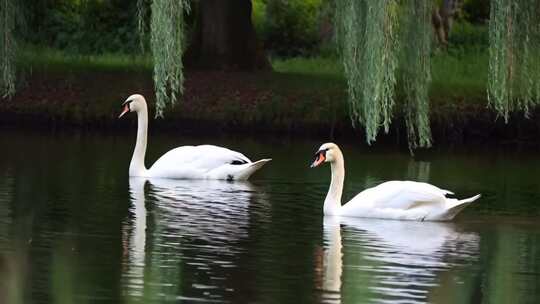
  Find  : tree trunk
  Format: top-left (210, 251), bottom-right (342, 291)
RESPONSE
top-left (432, 0), bottom-right (460, 47)
top-left (185, 0), bottom-right (269, 70)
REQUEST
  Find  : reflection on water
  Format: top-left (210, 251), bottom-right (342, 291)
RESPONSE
top-left (122, 178), bottom-right (147, 299)
top-left (318, 218), bottom-right (342, 304)
top-left (318, 217), bottom-right (480, 304)
top-left (0, 170), bottom-right (13, 246)
top-left (354, 159), bottom-right (432, 205)
top-left (0, 171), bottom-right (22, 304)
top-left (407, 160), bottom-right (431, 183)
top-left (122, 178), bottom-right (267, 302)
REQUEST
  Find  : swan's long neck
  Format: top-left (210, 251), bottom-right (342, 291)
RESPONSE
top-left (324, 150), bottom-right (344, 216)
top-left (129, 105), bottom-right (149, 176)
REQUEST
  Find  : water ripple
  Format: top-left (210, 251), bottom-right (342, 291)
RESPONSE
top-left (319, 217), bottom-right (481, 303)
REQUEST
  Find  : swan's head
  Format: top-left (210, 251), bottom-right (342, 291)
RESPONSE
top-left (118, 94), bottom-right (147, 118)
top-left (310, 143), bottom-right (340, 167)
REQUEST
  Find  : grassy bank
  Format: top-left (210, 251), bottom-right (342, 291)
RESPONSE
top-left (272, 50), bottom-right (488, 101)
top-left (19, 45), bottom-right (489, 96)
top-left (17, 47), bottom-right (152, 72)
top-left (2, 47), bottom-right (539, 148)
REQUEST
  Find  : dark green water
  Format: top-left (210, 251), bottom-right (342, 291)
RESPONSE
top-left (0, 129), bottom-right (539, 303)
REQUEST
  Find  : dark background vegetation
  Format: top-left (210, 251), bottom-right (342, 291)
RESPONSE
top-left (6, 0), bottom-right (535, 148)
top-left (18, 0), bottom-right (490, 57)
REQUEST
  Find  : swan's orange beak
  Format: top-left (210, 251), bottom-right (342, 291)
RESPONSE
top-left (118, 104), bottom-right (130, 118)
top-left (310, 151), bottom-right (326, 168)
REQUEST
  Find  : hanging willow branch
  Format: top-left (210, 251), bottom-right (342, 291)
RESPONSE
top-left (1, 0), bottom-right (16, 98)
top-left (488, 0), bottom-right (540, 121)
top-left (336, 0), bottom-right (434, 149)
top-left (137, 0), bottom-right (150, 52)
top-left (138, 0), bottom-right (190, 117)
top-left (336, 0), bottom-right (399, 144)
top-left (401, 0), bottom-right (433, 149)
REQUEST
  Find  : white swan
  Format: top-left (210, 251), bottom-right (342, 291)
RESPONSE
top-left (310, 143), bottom-right (481, 221)
top-left (118, 94), bottom-right (271, 180)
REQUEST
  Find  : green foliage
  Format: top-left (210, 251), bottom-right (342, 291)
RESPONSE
top-left (462, 0), bottom-right (490, 23)
top-left (448, 22), bottom-right (489, 49)
top-left (1, 0), bottom-right (16, 97)
top-left (431, 49), bottom-right (488, 98)
top-left (272, 48), bottom-right (489, 103)
top-left (336, 0), bottom-right (400, 145)
top-left (487, 0), bottom-right (512, 119)
top-left (488, 0), bottom-right (540, 121)
top-left (18, 46), bottom-right (152, 72)
top-left (23, 1), bottom-right (140, 55)
top-left (252, 0), bottom-right (267, 37)
top-left (148, 0), bottom-right (190, 117)
top-left (336, 0), bottom-right (435, 149)
top-left (401, 0), bottom-right (433, 149)
top-left (255, 0), bottom-right (490, 59)
top-left (259, 0), bottom-right (323, 57)
top-left (137, 0), bottom-right (150, 52)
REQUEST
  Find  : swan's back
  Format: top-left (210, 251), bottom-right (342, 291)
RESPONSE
top-left (341, 181), bottom-right (478, 221)
top-left (148, 145), bottom-right (253, 179)
top-left (350, 181), bottom-right (447, 208)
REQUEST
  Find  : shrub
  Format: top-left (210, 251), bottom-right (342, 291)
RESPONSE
top-left (22, 0), bottom-right (140, 55)
top-left (448, 22), bottom-right (489, 50)
top-left (257, 0), bottom-right (323, 58)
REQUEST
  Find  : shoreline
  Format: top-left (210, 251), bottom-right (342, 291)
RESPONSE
top-left (1, 69), bottom-right (539, 150)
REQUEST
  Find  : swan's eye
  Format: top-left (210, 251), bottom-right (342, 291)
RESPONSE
top-left (122, 100), bottom-right (135, 111)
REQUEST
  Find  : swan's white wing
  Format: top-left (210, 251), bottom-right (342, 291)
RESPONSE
top-left (148, 145), bottom-right (252, 178)
top-left (347, 181), bottom-right (448, 210)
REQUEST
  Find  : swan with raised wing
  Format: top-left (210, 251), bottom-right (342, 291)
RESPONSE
top-left (118, 94), bottom-right (270, 180)
top-left (310, 143), bottom-right (480, 221)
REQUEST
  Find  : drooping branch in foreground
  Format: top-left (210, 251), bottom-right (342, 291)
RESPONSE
top-left (335, 0), bottom-right (399, 145)
top-left (402, 0), bottom-right (433, 149)
top-left (488, 0), bottom-right (540, 121)
top-left (1, 0), bottom-right (16, 98)
top-left (335, 0), bottom-right (432, 149)
top-left (140, 0), bottom-right (190, 117)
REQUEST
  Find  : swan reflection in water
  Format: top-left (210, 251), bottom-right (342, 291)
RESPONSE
top-left (318, 217), bottom-right (480, 304)
top-left (121, 177), bottom-right (267, 302)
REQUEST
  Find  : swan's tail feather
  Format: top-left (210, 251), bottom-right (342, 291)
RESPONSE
top-left (443, 194), bottom-right (481, 220)
top-left (442, 189), bottom-right (455, 195)
top-left (460, 194), bottom-right (481, 204)
top-left (235, 159), bottom-right (271, 180)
